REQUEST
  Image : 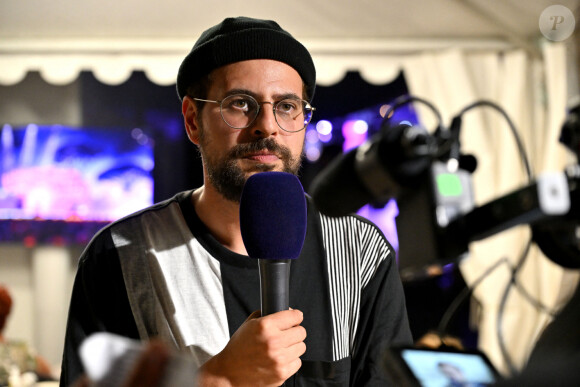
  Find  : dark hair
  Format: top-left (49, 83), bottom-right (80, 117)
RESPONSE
top-left (186, 74), bottom-right (212, 112)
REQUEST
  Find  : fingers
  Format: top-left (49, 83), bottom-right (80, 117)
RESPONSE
top-left (270, 345), bottom-right (305, 385)
top-left (285, 356), bottom-right (304, 379)
top-left (262, 308), bottom-right (304, 330)
top-left (251, 309), bottom-right (306, 350)
top-left (122, 340), bottom-right (171, 387)
top-left (204, 309), bottom-right (306, 387)
top-left (277, 324), bottom-right (307, 349)
top-left (285, 340), bottom-right (307, 361)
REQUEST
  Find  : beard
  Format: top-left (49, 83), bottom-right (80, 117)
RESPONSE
top-left (200, 137), bottom-right (303, 203)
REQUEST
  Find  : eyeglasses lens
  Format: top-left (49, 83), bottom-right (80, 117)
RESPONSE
top-left (220, 94), bottom-right (312, 132)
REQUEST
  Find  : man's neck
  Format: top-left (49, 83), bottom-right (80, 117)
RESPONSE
top-left (191, 185), bottom-right (248, 255)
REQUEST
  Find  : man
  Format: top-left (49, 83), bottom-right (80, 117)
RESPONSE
top-left (60, 16), bottom-right (412, 386)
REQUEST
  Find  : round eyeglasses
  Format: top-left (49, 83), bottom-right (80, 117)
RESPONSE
top-left (193, 94), bottom-right (315, 133)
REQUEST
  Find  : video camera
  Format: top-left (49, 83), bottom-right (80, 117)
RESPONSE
top-left (310, 96), bottom-right (580, 275)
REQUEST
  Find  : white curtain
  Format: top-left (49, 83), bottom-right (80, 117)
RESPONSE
top-left (402, 43), bottom-right (580, 375)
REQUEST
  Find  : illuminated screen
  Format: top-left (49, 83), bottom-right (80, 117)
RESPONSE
top-left (436, 173), bottom-right (463, 197)
top-left (401, 348), bottom-right (498, 386)
top-left (0, 124), bottom-right (154, 222)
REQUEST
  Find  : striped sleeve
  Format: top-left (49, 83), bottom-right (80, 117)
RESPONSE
top-left (319, 213), bottom-right (393, 360)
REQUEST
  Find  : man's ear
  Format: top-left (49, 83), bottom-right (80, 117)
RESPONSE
top-left (182, 96), bottom-right (201, 145)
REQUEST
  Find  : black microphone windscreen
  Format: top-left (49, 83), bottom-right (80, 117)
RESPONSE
top-left (309, 149), bottom-right (374, 217)
top-left (240, 172), bottom-right (307, 260)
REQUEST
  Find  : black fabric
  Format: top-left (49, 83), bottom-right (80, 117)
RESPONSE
top-left (295, 358), bottom-right (352, 386)
top-left (350, 231), bottom-right (412, 386)
top-left (176, 16), bottom-right (316, 101)
top-left (60, 228), bottom-right (140, 387)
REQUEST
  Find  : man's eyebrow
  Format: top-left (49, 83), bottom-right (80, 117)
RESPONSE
top-left (273, 92), bottom-right (302, 101)
top-left (223, 89), bottom-right (302, 101)
top-left (223, 88), bottom-right (255, 98)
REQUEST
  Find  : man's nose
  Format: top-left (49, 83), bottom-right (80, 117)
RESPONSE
top-left (251, 103), bottom-right (279, 137)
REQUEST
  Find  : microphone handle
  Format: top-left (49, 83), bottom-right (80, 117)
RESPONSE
top-left (258, 259), bottom-right (291, 316)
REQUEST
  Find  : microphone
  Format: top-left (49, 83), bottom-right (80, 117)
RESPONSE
top-left (309, 123), bottom-right (434, 217)
top-left (240, 172), bottom-right (307, 315)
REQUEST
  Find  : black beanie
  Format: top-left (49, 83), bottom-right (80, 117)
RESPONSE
top-left (176, 16), bottom-right (316, 101)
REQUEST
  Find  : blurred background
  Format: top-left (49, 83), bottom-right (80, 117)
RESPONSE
top-left (1, 0), bottom-right (579, 382)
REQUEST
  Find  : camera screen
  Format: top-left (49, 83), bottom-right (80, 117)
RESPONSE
top-left (400, 348), bottom-right (498, 387)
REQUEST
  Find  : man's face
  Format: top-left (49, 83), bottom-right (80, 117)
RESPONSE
top-left (184, 59), bottom-right (307, 202)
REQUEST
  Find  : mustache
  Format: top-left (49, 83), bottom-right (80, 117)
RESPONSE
top-left (228, 138), bottom-right (292, 160)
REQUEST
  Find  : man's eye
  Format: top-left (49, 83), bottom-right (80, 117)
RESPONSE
top-left (226, 97), bottom-right (255, 112)
top-left (230, 99), bottom-right (249, 109)
top-left (277, 100), bottom-right (299, 114)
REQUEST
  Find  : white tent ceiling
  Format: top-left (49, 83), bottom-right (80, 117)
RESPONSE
top-left (1, 0), bottom-right (579, 86)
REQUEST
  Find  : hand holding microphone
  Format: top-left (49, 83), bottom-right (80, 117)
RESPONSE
top-left (240, 171), bottom-right (307, 315)
top-left (199, 309), bottom-right (306, 387)
top-left (198, 172), bottom-right (308, 386)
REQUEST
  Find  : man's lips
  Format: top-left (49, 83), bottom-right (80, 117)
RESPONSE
top-left (242, 151), bottom-right (280, 163)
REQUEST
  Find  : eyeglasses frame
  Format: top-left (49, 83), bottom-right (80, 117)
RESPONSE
top-left (192, 94), bottom-right (316, 133)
